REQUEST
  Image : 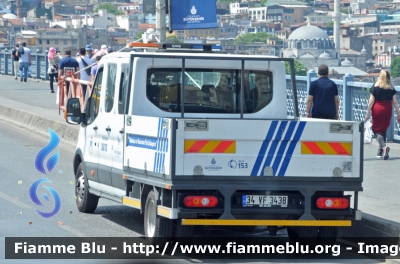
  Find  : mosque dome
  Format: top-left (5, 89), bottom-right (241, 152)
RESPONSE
top-left (3, 13), bottom-right (17, 19)
top-left (341, 58), bottom-right (354, 67)
top-left (361, 45), bottom-right (368, 55)
top-left (285, 51), bottom-right (296, 58)
top-left (319, 51), bottom-right (332, 59)
top-left (288, 25), bottom-right (330, 41)
top-left (299, 53), bottom-right (315, 59)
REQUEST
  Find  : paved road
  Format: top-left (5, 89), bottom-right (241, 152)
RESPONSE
top-left (1, 75), bottom-right (400, 223)
top-left (357, 142), bottom-right (400, 222)
top-left (0, 120), bottom-right (382, 263)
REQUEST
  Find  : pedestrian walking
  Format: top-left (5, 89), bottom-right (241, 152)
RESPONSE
top-left (365, 70), bottom-right (400, 160)
top-left (58, 49), bottom-right (79, 96)
top-left (11, 44), bottom-right (19, 80)
top-left (85, 44), bottom-right (94, 63)
top-left (47, 47), bottom-right (60, 93)
top-left (306, 64), bottom-right (339, 119)
top-left (16, 42), bottom-right (31, 82)
top-left (91, 55), bottom-right (101, 82)
top-left (56, 50), bottom-right (63, 60)
top-left (76, 48), bottom-right (92, 100)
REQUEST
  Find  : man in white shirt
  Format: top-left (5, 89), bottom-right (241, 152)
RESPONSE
top-left (76, 48), bottom-right (92, 100)
top-left (17, 42), bottom-right (32, 82)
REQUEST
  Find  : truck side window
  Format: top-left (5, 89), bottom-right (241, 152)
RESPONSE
top-left (118, 64), bottom-right (129, 114)
top-left (87, 67), bottom-right (104, 125)
top-left (105, 63), bottom-right (117, 113)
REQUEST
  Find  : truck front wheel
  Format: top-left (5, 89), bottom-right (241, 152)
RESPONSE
top-left (144, 190), bottom-right (174, 238)
top-left (75, 163), bottom-right (99, 213)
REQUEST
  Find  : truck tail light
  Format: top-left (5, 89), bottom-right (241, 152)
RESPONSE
top-left (316, 197), bottom-right (349, 209)
top-left (183, 196), bottom-right (218, 208)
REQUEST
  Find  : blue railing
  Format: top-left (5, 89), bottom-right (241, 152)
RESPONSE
top-left (0, 49), bottom-right (399, 141)
top-left (287, 71), bottom-right (400, 141)
top-left (0, 50), bottom-right (49, 80)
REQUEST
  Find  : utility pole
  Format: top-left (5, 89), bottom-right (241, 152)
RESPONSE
top-left (156, 0), bottom-right (166, 42)
top-left (333, 0), bottom-right (341, 66)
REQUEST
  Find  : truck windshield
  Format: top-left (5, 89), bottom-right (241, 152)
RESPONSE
top-left (146, 68), bottom-right (273, 114)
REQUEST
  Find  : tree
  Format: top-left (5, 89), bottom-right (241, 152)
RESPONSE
top-left (391, 57), bottom-right (400, 78)
top-left (166, 36), bottom-right (181, 43)
top-left (134, 31), bottom-right (144, 43)
top-left (94, 3), bottom-right (124, 16)
top-left (326, 21), bottom-right (334, 27)
top-left (234, 32), bottom-right (273, 44)
top-left (285, 60), bottom-right (308, 76)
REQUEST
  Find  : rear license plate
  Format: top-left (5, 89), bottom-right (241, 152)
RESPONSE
top-left (242, 195), bottom-right (288, 207)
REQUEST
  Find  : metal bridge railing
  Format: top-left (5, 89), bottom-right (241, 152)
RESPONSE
top-left (0, 49), bottom-right (398, 141)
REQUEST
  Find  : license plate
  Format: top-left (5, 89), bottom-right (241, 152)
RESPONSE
top-left (242, 195), bottom-right (288, 207)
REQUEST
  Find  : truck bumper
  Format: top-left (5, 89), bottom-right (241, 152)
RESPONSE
top-left (181, 219), bottom-right (352, 226)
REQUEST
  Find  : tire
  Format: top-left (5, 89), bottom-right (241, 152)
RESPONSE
top-left (317, 226), bottom-right (338, 246)
top-left (75, 163), bottom-right (99, 213)
top-left (287, 226), bottom-right (318, 246)
top-left (174, 220), bottom-right (194, 238)
top-left (287, 226), bottom-right (338, 246)
top-left (144, 190), bottom-right (174, 238)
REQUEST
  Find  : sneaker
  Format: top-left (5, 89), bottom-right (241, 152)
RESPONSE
top-left (377, 148), bottom-right (383, 158)
top-left (51, 90), bottom-right (55, 93)
top-left (24, 79), bottom-right (27, 82)
top-left (384, 147), bottom-right (390, 160)
top-left (20, 77), bottom-right (23, 81)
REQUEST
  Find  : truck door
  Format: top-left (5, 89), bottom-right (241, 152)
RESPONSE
top-left (96, 62), bottom-right (117, 195)
top-left (111, 63), bottom-right (129, 197)
top-left (83, 65), bottom-right (104, 189)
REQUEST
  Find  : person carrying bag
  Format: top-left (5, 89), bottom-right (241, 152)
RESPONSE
top-left (47, 47), bottom-right (60, 93)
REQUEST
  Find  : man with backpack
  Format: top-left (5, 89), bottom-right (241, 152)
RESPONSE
top-left (76, 48), bottom-right (92, 100)
top-left (11, 44), bottom-right (19, 80)
top-left (16, 42), bottom-right (31, 82)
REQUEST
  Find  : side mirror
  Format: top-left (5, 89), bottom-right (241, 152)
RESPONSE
top-left (66, 98), bottom-right (82, 125)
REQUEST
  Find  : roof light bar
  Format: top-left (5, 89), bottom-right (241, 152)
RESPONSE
top-left (127, 42), bottom-right (221, 52)
top-left (128, 42), bottom-right (159, 48)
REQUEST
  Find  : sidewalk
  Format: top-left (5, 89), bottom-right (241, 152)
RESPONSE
top-left (0, 74), bottom-right (399, 240)
top-left (0, 76), bottom-right (79, 146)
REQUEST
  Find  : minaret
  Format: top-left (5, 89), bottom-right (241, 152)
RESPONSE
top-left (16, 0), bottom-right (22, 18)
top-left (333, 0), bottom-right (341, 65)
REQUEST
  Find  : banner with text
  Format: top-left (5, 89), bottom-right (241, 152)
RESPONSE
top-left (170, 0), bottom-right (217, 30)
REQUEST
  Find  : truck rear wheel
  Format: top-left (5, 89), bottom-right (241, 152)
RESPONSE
top-left (75, 163), bottom-right (99, 213)
top-left (317, 226), bottom-right (338, 245)
top-left (144, 190), bottom-right (194, 239)
top-left (287, 226), bottom-right (338, 246)
top-left (144, 190), bottom-right (174, 238)
top-left (287, 226), bottom-right (318, 246)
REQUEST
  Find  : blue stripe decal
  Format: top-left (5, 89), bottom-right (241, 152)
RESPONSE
top-left (153, 118), bottom-right (169, 174)
top-left (260, 121), bottom-right (288, 176)
top-left (158, 118), bottom-right (164, 173)
top-left (277, 121), bottom-right (307, 176)
top-left (250, 121), bottom-right (279, 176)
top-left (271, 121), bottom-right (297, 176)
top-left (153, 118), bottom-right (163, 173)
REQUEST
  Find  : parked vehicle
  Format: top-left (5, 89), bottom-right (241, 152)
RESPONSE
top-left (66, 43), bottom-right (363, 242)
